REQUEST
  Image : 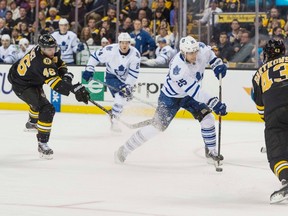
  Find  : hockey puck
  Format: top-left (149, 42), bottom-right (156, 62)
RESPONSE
top-left (216, 167), bottom-right (223, 172)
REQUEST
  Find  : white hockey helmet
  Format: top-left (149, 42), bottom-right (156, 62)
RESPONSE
top-left (19, 38), bottom-right (29, 47)
top-left (118, 32), bottom-right (131, 42)
top-left (179, 36), bottom-right (199, 53)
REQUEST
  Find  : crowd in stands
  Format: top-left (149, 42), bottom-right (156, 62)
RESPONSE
top-left (1, 0), bottom-right (288, 67)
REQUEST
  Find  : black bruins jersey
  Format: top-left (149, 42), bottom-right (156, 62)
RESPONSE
top-left (8, 45), bottom-right (72, 96)
top-left (252, 56), bottom-right (288, 116)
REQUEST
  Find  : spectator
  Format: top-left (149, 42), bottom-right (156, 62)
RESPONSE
top-left (86, 0), bottom-right (109, 16)
top-left (51, 18), bottom-right (84, 64)
top-left (198, 0), bottom-right (223, 26)
top-left (141, 37), bottom-right (175, 66)
top-left (121, 0), bottom-right (138, 21)
top-left (15, 7), bottom-right (32, 26)
top-left (137, 8), bottom-right (147, 21)
top-left (0, 0), bottom-right (7, 18)
top-left (141, 17), bottom-right (150, 28)
top-left (33, 10), bottom-right (47, 35)
top-left (263, 7), bottom-right (286, 33)
top-left (138, 0), bottom-right (153, 20)
top-left (87, 17), bottom-right (99, 35)
top-left (221, 0), bottom-right (242, 12)
top-left (5, 10), bottom-right (16, 30)
top-left (45, 7), bottom-right (61, 31)
top-left (155, 27), bottom-right (170, 45)
top-left (217, 31), bottom-right (234, 62)
top-left (119, 17), bottom-right (133, 33)
top-left (230, 30), bottom-right (254, 63)
top-left (250, 16), bottom-right (269, 38)
top-left (101, 7), bottom-right (117, 29)
top-left (27, 0), bottom-right (36, 23)
top-left (68, 0), bottom-right (87, 28)
top-left (39, 0), bottom-right (48, 16)
top-left (0, 17), bottom-right (11, 36)
top-left (58, 0), bottom-right (71, 19)
top-left (130, 19), bottom-right (156, 57)
top-left (150, 8), bottom-right (165, 33)
top-left (227, 19), bottom-right (240, 46)
top-left (93, 27), bottom-right (109, 45)
top-left (9, 1), bottom-right (20, 20)
top-left (20, 22), bottom-right (32, 42)
top-left (156, 0), bottom-right (170, 23)
top-left (80, 26), bottom-right (94, 45)
top-left (0, 34), bottom-right (17, 63)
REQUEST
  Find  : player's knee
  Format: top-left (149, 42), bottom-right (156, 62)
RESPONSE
top-left (40, 103), bottom-right (55, 122)
top-left (200, 113), bottom-right (215, 128)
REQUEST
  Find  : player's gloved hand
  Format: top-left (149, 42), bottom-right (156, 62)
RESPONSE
top-left (207, 97), bottom-right (227, 116)
top-left (82, 70), bottom-right (93, 82)
top-left (119, 84), bottom-right (133, 101)
top-left (210, 58), bottom-right (227, 79)
top-left (62, 72), bottom-right (74, 83)
top-left (77, 43), bottom-right (85, 52)
top-left (72, 83), bottom-right (90, 104)
top-left (0, 58), bottom-right (3, 63)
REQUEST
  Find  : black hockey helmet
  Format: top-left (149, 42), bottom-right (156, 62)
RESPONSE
top-left (38, 34), bottom-right (57, 49)
top-left (263, 39), bottom-right (285, 63)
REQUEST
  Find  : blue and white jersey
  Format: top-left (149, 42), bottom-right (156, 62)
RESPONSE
top-left (85, 44), bottom-right (141, 86)
top-left (51, 30), bottom-right (80, 64)
top-left (0, 45), bottom-right (18, 63)
top-left (161, 42), bottom-right (217, 103)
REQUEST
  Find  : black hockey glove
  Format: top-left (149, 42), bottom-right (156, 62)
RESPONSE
top-left (62, 72), bottom-right (74, 84)
top-left (72, 83), bottom-right (90, 104)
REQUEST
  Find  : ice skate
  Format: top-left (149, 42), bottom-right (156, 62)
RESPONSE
top-left (270, 180), bottom-right (288, 204)
top-left (114, 146), bottom-right (129, 164)
top-left (110, 116), bottom-right (122, 133)
top-left (24, 121), bottom-right (37, 132)
top-left (38, 142), bottom-right (53, 160)
top-left (205, 148), bottom-right (224, 165)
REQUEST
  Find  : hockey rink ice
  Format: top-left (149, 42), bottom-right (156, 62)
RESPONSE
top-left (0, 110), bottom-right (287, 216)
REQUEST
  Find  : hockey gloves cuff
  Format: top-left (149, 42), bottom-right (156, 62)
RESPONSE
top-left (62, 72), bottom-right (74, 84)
top-left (207, 97), bottom-right (227, 116)
top-left (119, 84), bottom-right (133, 101)
top-left (72, 83), bottom-right (90, 104)
top-left (210, 58), bottom-right (227, 79)
top-left (77, 43), bottom-right (85, 52)
top-left (82, 70), bottom-right (93, 82)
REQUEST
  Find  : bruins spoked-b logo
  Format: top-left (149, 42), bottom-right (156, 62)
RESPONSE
top-left (43, 57), bottom-right (52, 65)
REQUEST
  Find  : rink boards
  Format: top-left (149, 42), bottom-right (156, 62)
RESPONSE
top-left (0, 64), bottom-right (259, 121)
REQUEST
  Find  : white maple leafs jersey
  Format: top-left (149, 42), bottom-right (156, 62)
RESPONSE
top-left (51, 31), bottom-right (80, 63)
top-left (17, 45), bottom-right (34, 61)
top-left (162, 42), bottom-right (217, 104)
top-left (85, 44), bottom-right (141, 86)
top-left (142, 45), bottom-right (176, 66)
top-left (0, 45), bottom-right (18, 63)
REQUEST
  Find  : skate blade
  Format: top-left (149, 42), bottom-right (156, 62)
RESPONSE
top-left (110, 127), bottom-right (122, 133)
top-left (206, 158), bottom-right (223, 165)
top-left (39, 152), bottom-right (53, 160)
top-left (24, 128), bottom-right (37, 133)
top-left (114, 151), bottom-right (124, 164)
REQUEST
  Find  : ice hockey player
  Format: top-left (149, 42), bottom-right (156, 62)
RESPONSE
top-left (0, 34), bottom-right (18, 63)
top-left (252, 39), bottom-right (288, 204)
top-left (82, 32), bottom-right (141, 132)
top-left (8, 34), bottom-right (90, 159)
top-left (115, 35), bottom-right (227, 164)
top-left (51, 18), bottom-right (84, 64)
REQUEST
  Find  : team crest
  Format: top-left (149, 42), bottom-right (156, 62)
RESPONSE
top-left (114, 65), bottom-right (126, 77)
top-left (173, 65), bottom-right (181, 75)
top-left (43, 57), bottom-right (52, 65)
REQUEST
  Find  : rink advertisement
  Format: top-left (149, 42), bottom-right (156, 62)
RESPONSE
top-left (0, 64), bottom-right (258, 121)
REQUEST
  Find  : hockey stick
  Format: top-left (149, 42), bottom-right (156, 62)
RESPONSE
top-left (216, 74), bottom-right (223, 172)
top-left (93, 78), bottom-right (157, 108)
top-left (88, 99), bottom-right (153, 129)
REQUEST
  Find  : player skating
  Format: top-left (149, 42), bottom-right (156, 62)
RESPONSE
top-left (82, 32), bottom-right (141, 132)
top-left (115, 36), bottom-right (227, 165)
top-left (8, 34), bottom-right (90, 159)
top-left (252, 39), bottom-right (288, 204)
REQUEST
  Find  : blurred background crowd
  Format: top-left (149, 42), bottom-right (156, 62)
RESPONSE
top-left (0, 0), bottom-right (287, 68)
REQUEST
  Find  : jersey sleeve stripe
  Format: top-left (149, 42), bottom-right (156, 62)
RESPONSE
top-left (91, 53), bottom-right (100, 62)
top-left (184, 81), bottom-right (197, 93)
top-left (128, 72), bottom-right (138, 79)
top-left (129, 68), bottom-right (139, 74)
top-left (191, 85), bottom-right (200, 98)
top-left (164, 87), bottom-right (177, 96)
top-left (166, 80), bottom-right (177, 94)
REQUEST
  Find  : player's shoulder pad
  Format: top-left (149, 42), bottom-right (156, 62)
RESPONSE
top-left (105, 45), bottom-right (113, 51)
top-left (132, 47), bottom-right (141, 59)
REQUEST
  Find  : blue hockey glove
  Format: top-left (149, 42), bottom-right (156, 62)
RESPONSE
top-left (207, 97), bottom-right (227, 116)
top-left (77, 43), bottom-right (85, 52)
top-left (62, 72), bottom-right (74, 83)
top-left (210, 58), bottom-right (227, 79)
top-left (119, 84), bottom-right (133, 101)
top-left (71, 82), bottom-right (90, 104)
top-left (82, 70), bottom-right (93, 82)
top-left (0, 57), bottom-right (3, 63)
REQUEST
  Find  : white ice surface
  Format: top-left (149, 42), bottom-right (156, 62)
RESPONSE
top-left (0, 110), bottom-right (287, 216)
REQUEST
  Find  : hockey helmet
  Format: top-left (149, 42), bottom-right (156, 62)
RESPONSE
top-left (179, 36), bottom-right (199, 54)
top-left (118, 32), bottom-right (131, 42)
top-left (263, 39), bottom-right (285, 62)
top-left (38, 34), bottom-right (57, 49)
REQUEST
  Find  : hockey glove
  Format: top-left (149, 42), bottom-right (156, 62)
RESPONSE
top-left (62, 72), bottom-right (74, 84)
top-left (119, 84), bottom-right (133, 101)
top-left (82, 70), bottom-right (93, 82)
top-left (210, 58), bottom-right (227, 79)
top-left (72, 83), bottom-right (90, 104)
top-left (77, 43), bottom-right (85, 52)
top-left (207, 97), bottom-right (227, 116)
